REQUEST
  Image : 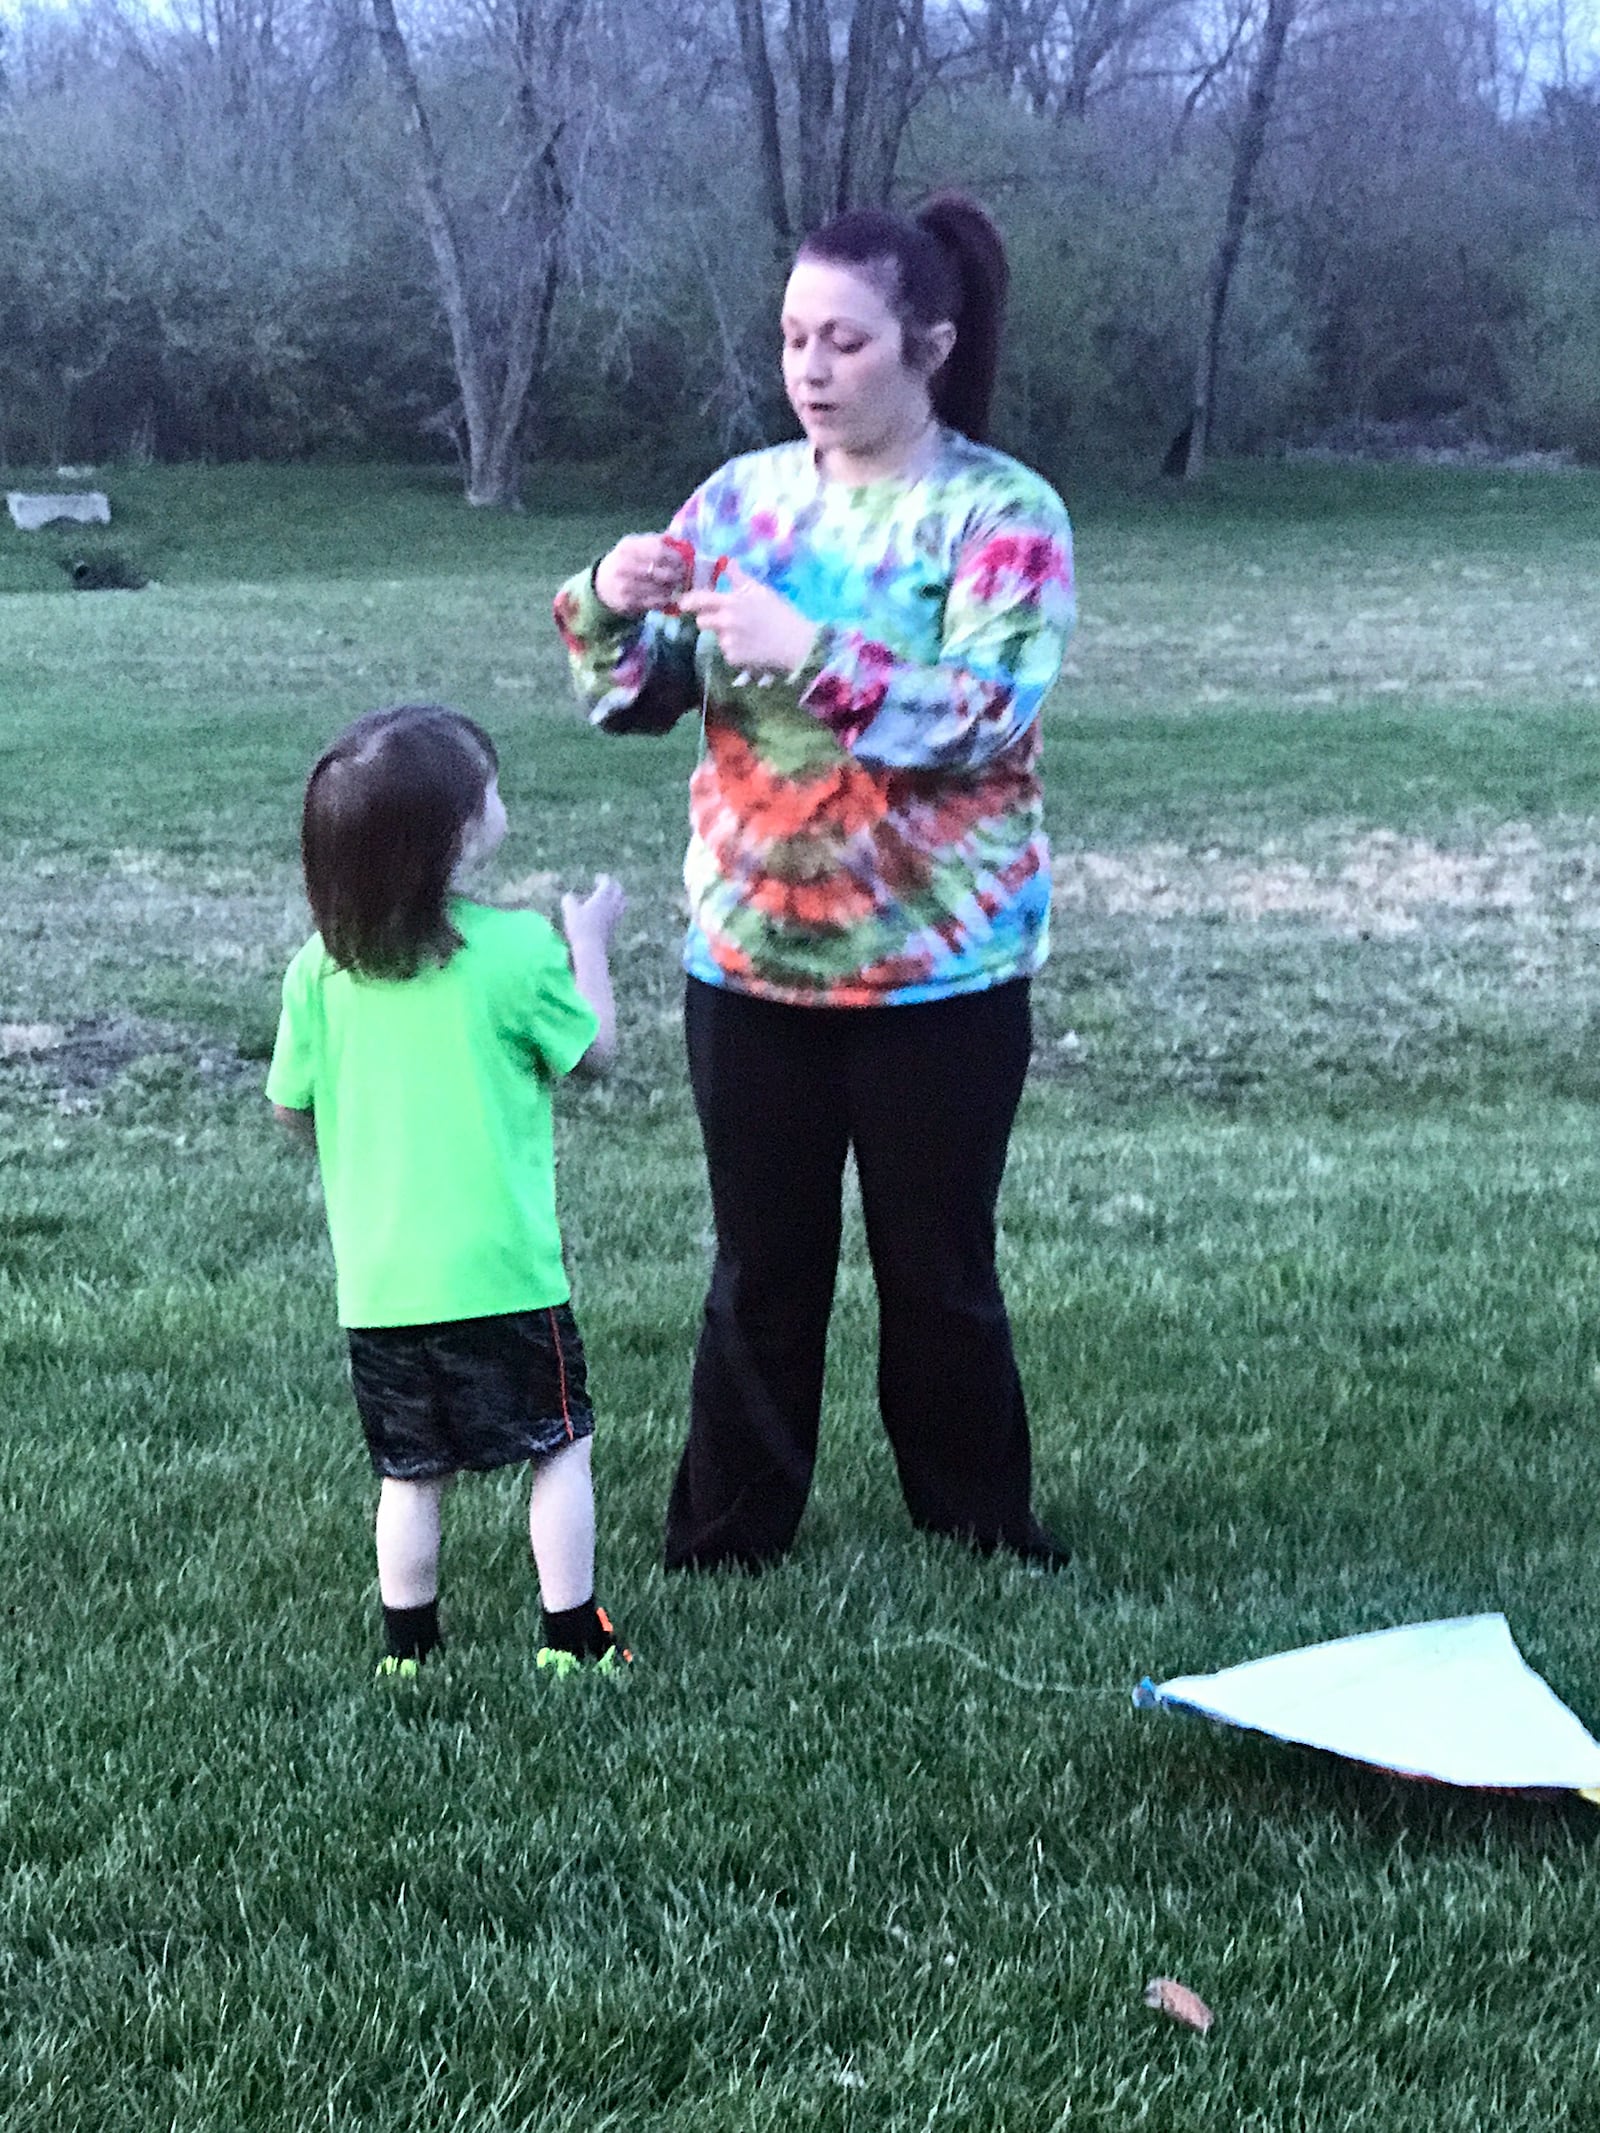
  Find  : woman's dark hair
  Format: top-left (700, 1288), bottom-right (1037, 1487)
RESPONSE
top-left (302, 704), bottom-right (498, 979)
top-left (797, 191), bottom-right (1009, 443)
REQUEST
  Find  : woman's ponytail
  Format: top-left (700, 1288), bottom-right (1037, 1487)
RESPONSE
top-left (914, 192), bottom-right (1008, 444)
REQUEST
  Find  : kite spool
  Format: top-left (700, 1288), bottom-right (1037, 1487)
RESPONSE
top-left (659, 535), bottom-right (730, 614)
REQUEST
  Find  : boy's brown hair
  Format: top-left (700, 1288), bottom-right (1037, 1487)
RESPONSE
top-left (303, 704), bottom-right (498, 979)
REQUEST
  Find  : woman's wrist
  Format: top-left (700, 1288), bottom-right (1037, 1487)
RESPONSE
top-left (779, 614), bottom-right (820, 675)
top-left (561, 560), bottom-right (642, 639)
top-left (788, 621), bottom-right (832, 685)
top-left (591, 557), bottom-right (631, 616)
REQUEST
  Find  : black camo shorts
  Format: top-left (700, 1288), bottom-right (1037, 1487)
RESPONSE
top-left (347, 1303), bottom-right (594, 1481)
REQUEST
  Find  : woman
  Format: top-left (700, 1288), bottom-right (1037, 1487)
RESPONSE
top-left (553, 192), bottom-right (1075, 1571)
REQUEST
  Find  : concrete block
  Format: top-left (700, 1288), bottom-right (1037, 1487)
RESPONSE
top-left (7, 492), bottom-right (112, 531)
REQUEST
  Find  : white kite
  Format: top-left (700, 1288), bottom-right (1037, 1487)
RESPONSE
top-left (1135, 1613), bottom-right (1600, 1800)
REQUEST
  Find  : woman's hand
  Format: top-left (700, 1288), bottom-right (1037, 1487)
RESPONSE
top-left (594, 535), bottom-right (690, 617)
top-left (680, 565), bottom-right (818, 677)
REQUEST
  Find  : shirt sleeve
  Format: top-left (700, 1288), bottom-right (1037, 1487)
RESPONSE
top-left (264, 952), bottom-right (317, 1111)
top-left (551, 484), bottom-right (715, 736)
top-left (509, 916), bottom-right (600, 1079)
top-left (792, 499), bottom-right (1075, 773)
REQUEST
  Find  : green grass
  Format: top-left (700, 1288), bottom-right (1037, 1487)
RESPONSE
top-left (4, 458), bottom-right (1600, 2128)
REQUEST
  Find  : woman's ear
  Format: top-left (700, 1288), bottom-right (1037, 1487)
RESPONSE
top-left (921, 319), bottom-right (958, 377)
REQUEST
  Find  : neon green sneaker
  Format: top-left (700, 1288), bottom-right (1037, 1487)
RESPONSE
top-left (375, 1654), bottom-right (422, 1683)
top-left (536, 1607), bottom-right (633, 1678)
top-left (535, 1645), bottom-right (634, 1678)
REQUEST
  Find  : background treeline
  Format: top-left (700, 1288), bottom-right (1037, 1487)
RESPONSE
top-left (0, 0), bottom-right (1597, 494)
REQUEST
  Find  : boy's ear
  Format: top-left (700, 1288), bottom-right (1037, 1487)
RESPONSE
top-left (455, 802), bottom-right (492, 870)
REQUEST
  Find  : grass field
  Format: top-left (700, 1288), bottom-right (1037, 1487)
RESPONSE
top-left (4, 457), bottom-right (1600, 2129)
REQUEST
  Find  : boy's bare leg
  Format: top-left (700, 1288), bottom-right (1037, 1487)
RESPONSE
top-left (529, 1439), bottom-right (626, 1664)
top-left (527, 1438), bottom-right (595, 1612)
top-left (375, 1474), bottom-right (450, 1607)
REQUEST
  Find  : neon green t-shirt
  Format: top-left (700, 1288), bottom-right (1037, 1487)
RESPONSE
top-left (266, 899), bottom-right (598, 1328)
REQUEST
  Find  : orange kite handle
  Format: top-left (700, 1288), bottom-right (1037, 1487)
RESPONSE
top-left (659, 537), bottom-right (733, 613)
top-left (658, 534), bottom-right (695, 613)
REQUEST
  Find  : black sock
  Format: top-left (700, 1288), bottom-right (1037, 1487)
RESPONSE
top-left (383, 1599), bottom-right (441, 1662)
top-left (539, 1597), bottom-right (615, 1660)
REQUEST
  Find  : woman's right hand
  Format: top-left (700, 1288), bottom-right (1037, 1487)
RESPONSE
top-left (594, 535), bottom-right (689, 617)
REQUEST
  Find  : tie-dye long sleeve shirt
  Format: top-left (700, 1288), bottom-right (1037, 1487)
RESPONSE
top-left (552, 427), bottom-right (1075, 1007)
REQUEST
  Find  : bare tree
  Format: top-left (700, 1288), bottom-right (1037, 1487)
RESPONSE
top-left (838, 0), bottom-right (927, 205)
top-left (977, 0), bottom-right (1201, 117)
top-left (732, 0), bottom-right (794, 254)
top-left (369, 0), bottom-right (586, 506)
top-left (732, 0), bottom-right (937, 256)
top-left (1177, 0), bottom-right (1296, 476)
top-left (791, 0), bottom-right (836, 230)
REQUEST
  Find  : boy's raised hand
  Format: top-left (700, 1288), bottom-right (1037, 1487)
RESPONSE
top-left (562, 876), bottom-right (625, 1075)
top-left (561, 873), bottom-right (626, 948)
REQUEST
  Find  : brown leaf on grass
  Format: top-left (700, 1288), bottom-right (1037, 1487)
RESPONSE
top-left (1, 1023), bottom-right (67, 1058)
top-left (1143, 1976), bottom-right (1214, 2034)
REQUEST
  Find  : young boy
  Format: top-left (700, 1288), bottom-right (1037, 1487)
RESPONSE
top-left (267, 703), bottom-right (629, 1677)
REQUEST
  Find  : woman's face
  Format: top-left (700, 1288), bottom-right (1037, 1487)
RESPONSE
top-left (781, 257), bottom-right (934, 463)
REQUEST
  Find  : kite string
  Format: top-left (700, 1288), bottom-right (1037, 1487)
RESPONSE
top-left (871, 1631), bottom-right (1127, 1699)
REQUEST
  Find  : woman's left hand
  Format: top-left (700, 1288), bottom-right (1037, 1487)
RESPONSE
top-left (679, 564), bottom-right (818, 677)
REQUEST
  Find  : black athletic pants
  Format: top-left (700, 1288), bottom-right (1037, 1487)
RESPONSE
top-left (665, 974), bottom-right (1038, 1569)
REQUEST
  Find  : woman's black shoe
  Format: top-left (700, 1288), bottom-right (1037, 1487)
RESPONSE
top-left (1017, 1518), bottom-right (1072, 1570)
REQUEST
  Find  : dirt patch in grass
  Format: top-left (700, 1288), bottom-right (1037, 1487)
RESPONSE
top-left (1051, 824), bottom-right (1588, 937)
top-left (1037, 818), bottom-right (1600, 1112)
top-left (0, 1016), bottom-right (249, 1100)
top-left (1074, 547), bottom-right (1600, 710)
top-left (1, 1022), bottom-right (68, 1058)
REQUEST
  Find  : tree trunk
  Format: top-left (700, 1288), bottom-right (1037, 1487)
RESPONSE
top-left (369, 0), bottom-right (498, 499)
top-left (1180, 0), bottom-right (1296, 480)
top-left (863, 0), bottom-right (927, 206)
top-left (732, 0), bottom-right (793, 257)
top-left (790, 0), bottom-right (836, 235)
top-left (836, 0), bottom-right (896, 209)
top-left (730, 0), bottom-right (928, 261)
top-left (369, 0), bottom-right (573, 507)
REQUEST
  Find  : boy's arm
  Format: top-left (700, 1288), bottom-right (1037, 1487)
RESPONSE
top-left (560, 875), bottom-right (626, 1077)
top-left (272, 1103), bottom-right (316, 1147)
